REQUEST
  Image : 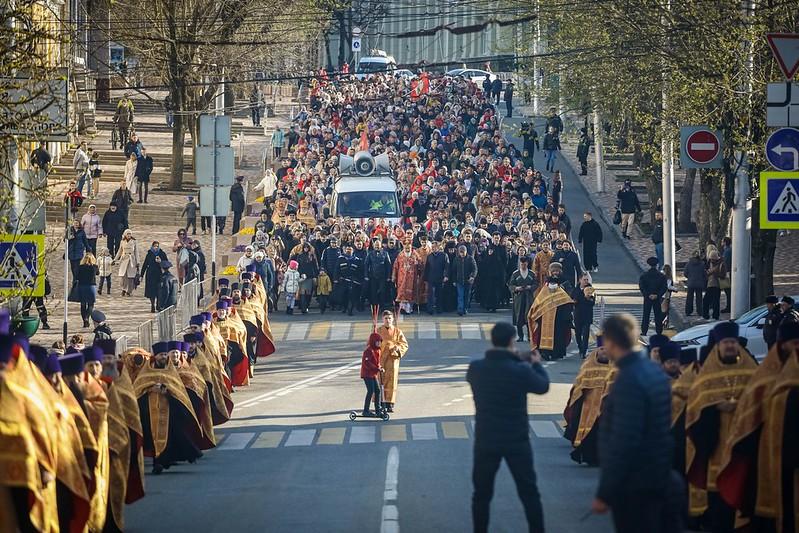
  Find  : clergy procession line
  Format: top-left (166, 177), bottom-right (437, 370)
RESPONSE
top-left (563, 319), bottom-right (799, 533)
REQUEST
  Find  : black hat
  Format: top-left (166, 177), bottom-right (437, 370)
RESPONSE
top-left (231, 282), bottom-right (240, 291)
top-left (766, 295), bottom-right (779, 304)
top-left (778, 320), bottom-right (799, 343)
top-left (42, 354), bottom-right (62, 375)
top-left (94, 339), bottom-right (116, 356)
top-left (218, 278), bottom-right (230, 287)
top-left (648, 334), bottom-right (670, 349)
top-left (152, 341), bottom-right (170, 355)
top-left (646, 257), bottom-right (659, 267)
top-left (781, 296), bottom-right (795, 305)
top-left (711, 321), bottom-right (740, 342)
top-left (59, 352), bottom-right (85, 376)
top-left (81, 345), bottom-right (103, 363)
top-left (659, 342), bottom-right (680, 362)
top-left (680, 347), bottom-right (698, 366)
top-left (738, 336), bottom-right (749, 348)
top-left (219, 288), bottom-right (230, 298)
top-left (28, 344), bottom-right (48, 368)
top-left (160, 260), bottom-right (172, 270)
top-left (90, 309), bottom-right (106, 323)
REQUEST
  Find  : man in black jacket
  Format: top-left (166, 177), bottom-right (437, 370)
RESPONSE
top-left (157, 260), bottom-right (178, 311)
top-left (616, 180), bottom-right (641, 239)
top-left (423, 240), bottom-right (449, 315)
top-left (230, 176), bottom-right (246, 235)
top-left (652, 209), bottom-right (664, 269)
top-left (451, 245), bottom-right (477, 316)
top-left (592, 313), bottom-right (681, 533)
top-left (639, 256), bottom-right (668, 335)
top-left (364, 238), bottom-right (391, 314)
top-left (578, 211), bottom-right (603, 272)
top-left (102, 203), bottom-right (127, 256)
top-left (467, 322), bottom-right (549, 533)
top-left (135, 147), bottom-right (153, 203)
top-left (334, 244), bottom-right (362, 316)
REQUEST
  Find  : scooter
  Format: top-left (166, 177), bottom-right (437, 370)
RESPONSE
top-left (349, 377), bottom-right (390, 421)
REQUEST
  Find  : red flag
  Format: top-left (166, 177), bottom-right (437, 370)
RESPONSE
top-left (359, 130), bottom-right (369, 151)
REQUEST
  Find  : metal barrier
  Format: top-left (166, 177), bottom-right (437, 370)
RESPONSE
top-left (177, 279), bottom-right (199, 329)
top-left (199, 277), bottom-right (214, 309)
top-left (115, 335), bottom-right (129, 355)
top-left (156, 306), bottom-right (176, 342)
top-left (138, 319), bottom-right (153, 351)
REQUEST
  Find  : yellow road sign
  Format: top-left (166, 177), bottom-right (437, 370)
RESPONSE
top-left (0, 234), bottom-right (46, 297)
top-left (760, 171), bottom-right (799, 229)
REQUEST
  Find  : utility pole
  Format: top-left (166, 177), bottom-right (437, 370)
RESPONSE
top-left (532, 0), bottom-right (540, 116)
top-left (661, 0), bottom-right (676, 281)
top-left (593, 109), bottom-right (605, 192)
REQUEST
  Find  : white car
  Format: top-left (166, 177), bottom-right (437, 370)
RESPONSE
top-left (670, 301), bottom-right (793, 360)
top-left (394, 69), bottom-right (415, 80)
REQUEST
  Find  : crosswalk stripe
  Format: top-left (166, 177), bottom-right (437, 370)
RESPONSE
top-left (330, 321), bottom-right (352, 340)
top-left (353, 322), bottom-right (373, 340)
top-left (350, 426), bottom-right (376, 444)
top-left (284, 429), bottom-right (316, 446)
top-left (216, 432), bottom-right (255, 450)
top-left (417, 323), bottom-right (437, 339)
top-left (317, 427), bottom-right (346, 445)
top-left (460, 323), bottom-right (481, 339)
top-left (381, 425), bottom-right (407, 442)
top-left (439, 322), bottom-right (459, 339)
top-left (308, 322), bottom-right (330, 340)
top-left (271, 323), bottom-right (288, 341)
top-left (402, 323), bottom-right (416, 339)
top-left (286, 323), bottom-right (310, 341)
top-left (530, 421), bottom-right (562, 439)
top-left (441, 421), bottom-right (468, 439)
top-left (250, 431), bottom-right (284, 448)
top-left (411, 422), bottom-right (438, 440)
top-left (480, 323), bottom-right (493, 337)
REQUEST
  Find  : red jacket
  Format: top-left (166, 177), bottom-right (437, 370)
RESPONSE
top-left (360, 333), bottom-right (382, 379)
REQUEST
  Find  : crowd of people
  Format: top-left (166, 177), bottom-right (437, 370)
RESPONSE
top-left (0, 262), bottom-right (276, 531)
top-left (562, 315), bottom-right (798, 532)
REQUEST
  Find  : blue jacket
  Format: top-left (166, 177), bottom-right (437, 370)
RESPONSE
top-left (597, 351), bottom-right (673, 505)
top-left (467, 349), bottom-right (550, 451)
top-left (68, 229), bottom-right (90, 261)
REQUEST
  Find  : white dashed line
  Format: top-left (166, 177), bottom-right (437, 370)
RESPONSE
top-left (381, 446), bottom-right (400, 533)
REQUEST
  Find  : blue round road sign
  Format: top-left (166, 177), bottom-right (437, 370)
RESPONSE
top-left (766, 128), bottom-right (799, 171)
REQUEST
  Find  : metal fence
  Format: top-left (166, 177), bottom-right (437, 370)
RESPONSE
top-left (115, 335), bottom-right (129, 355)
top-left (137, 320), bottom-right (153, 351)
top-left (156, 306), bottom-right (176, 342)
top-left (177, 279), bottom-right (199, 330)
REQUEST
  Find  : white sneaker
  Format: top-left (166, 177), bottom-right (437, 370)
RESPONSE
top-left (593, 267), bottom-right (598, 273)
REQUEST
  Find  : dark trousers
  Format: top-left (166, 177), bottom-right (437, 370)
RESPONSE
top-left (69, 259), bottom-right (80, 280)
top-left (186, 217), bottom-right (196, 235)
top-left (578, 157), bottom-right (588, 175)
top-left (98, 276), bottom-right (111, 294)
top-left (427, 282), bottom-right (443, 314)
top-left (685, 288), bottom-right (703, 316)
top-left (363, 378), bottom-right (380, 412)
top-left (342, 281), bottom-right (361, 314)
top-left (107, 234), bottom-right (120, 256)
top-left (80, 300), bottom-right (93, 322)
top-left (575, 318), bottom-right (591, 356)
top-left (505, 100), bottom-right (513, 117)
top-left (22, 297), bottom-right (48, 325)
top-left (472, 446), bottom-right (545, 533)
top-left (232, 210), bottom-right (243, 235)
top-left (642, 297), bottom-right (664, 335)
top-left (86, 238), bottom-right (97, 256)
top-left (216, 216), bottom-right (226, 234)
top-left (201, 216), bottom-right (211, 232)
top-left (137, 181), bottom-right (148, 202)
top-left (251, 108), bottom-right (260, 126)
top-left (703, 287), bottom-right (721, 320)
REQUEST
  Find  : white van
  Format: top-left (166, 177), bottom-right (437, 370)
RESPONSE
top-left (356, 50), bottom-right (396, 80)
top-left (331, 151), bottom-right (400, 225)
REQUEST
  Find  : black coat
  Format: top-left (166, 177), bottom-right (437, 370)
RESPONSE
top-left (578, 219), bottom-right (603, 269)
top-left (423, 251), bottom-right (449, 284)
top-left (552, 250), bottom-right (581, 289)
top-left (230, 183), bottom-right (246, 213)
top-left (364, 250), bottom-right (392, 281)
top-left (135, 155), bottom-right (154, 182)
top-left (141, 249), bottom-right (168, 299)
top-left (597, 351), bottom-right (672, 506)
top-left (617, 187), bottom-right (641, 214)
top-left (639, 268), bottom-right (668, 299)
top-left (102, 208), bottom-right (128, 237)
top-left (467, 349), bottom-right (549, 451)
top-left (571, 285), bottom-right (595, 324)
top-left (157, 271), bottom-right (178, 310)
top-left (450, 255), bottom-right (477, 284)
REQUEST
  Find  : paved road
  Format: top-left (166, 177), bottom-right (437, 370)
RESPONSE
top-left (126, 113), bottom-right (643, 532)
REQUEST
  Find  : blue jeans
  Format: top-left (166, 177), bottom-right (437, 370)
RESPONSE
top-left (456, 282), bottom-right (472, 314)
top-left (655, 242), bottom-right (664, 270)
top-left (427, 282), bottom-right (442, 314)
top-left (545, 149), bottom-right (558, 170)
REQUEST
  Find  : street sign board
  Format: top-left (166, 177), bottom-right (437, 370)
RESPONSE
top-left (680, 126), bottom-right (723, 168)
top-left (198, 115), bottom-right (231, 146)
top-left (0, 234), bottom-right (46, 297)
top-left (199, 185), bottom-right (231, 217)
top-left (766, 128), bottom-right (799, 171)
top-left (760, 171), bottom-right (799, 229)
top-left (767, 82), bottom-right (799, 127)
top-left (0, 78), bottom-right (69, 140)
top-left (352, 37), bottom-right (362, 53)
top-left (194, 146), bottom-right (235, 186)
top-left (766, 33), bottom-right (799, 79)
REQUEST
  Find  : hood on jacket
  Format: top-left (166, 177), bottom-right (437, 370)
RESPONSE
top-left (367, 332), bottom-right (382, 350)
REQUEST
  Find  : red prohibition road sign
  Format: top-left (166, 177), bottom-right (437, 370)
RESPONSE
top-left (685, 129), bottom-right (720, 164)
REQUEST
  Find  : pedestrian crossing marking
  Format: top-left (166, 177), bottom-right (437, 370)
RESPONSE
top-left (381, 425), bottom-right (407, 442)
top-left (284, 429), bottom-right (316, 446)
top-left (271, 322), bottom-right (288, 341)
top-left (439, 322), bottom-right (459, 339)
top-left (460, 323), bottom-right (481, 339)
top-left (286, 323), bottom-right (309, 341)
top-left (411, 422), bottom-right (438, 440)
top-left (217, 432), bottom-right (255, 450)
top-left (480, 323), bottom-right (493, 336)
top-left (441, 421), bottom-right (469, 439)
top-left (330, 321), bottom-right (352, 340)
top-left (350, 425), bottom-right (376, 444)
top-left (317, 427), bottom-right (346, 445)
top-left (250, 431), bottom-right (284, 448)
top-left (530, 421), bottom-right (562, 439)
top-left (308, 322), bottom-right (330, 340)
top-left (353, 322), bottom-right (373, 340)
top-left (417, 323), bottom-right (437, 339)
top-left (403, 323), bottom-right (417, 339)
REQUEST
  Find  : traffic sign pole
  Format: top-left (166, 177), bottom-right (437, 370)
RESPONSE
top-left (731, 155), bottom-right (751, 319)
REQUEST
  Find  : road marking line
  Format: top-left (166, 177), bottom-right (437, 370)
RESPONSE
top-left (381, 446), bottom-right (400, 533)
top-left (530, 420), bottom-right (562, 438)
top-left (284, 429), bottom-right (316, 446)
top-left (417, 322), bottom-right (437, 339)
top-left (452, 398), bottom-right (464, 403)
top-left (353, 321), bottom-right (373, 340)
top-left (403, 323), bottom-right (417, 339)
top-left (480, 323), bottom-right (493, 337)
top-left (270, 323), bottom-right (288, 341)
top-left (441, 421), bottom-right (468, 439)
top-left (330, 321), bottom-right (353, 340)
top-left (250, 431), bottom-right (284, 448)
top-left (381, 425), bottom-right (407, 442)
top-left (439, 322), bottom-right (459, 339)
top-left (286, 322), bottom-right (310, 341)
top-left (308, 322), bottom-right (330, 340)
top-left (236, 359), bottom-right (361, 408)
top-left (460, 323), bottom-right (481, 339)
top-left (317, 427), bottom-right (346, 445)
top-left (350, 426), bottom-right (376, 444)
top-left (411, 422), bottom-right (438, 440)
top-left (216, 432), bottom-right (255, 450)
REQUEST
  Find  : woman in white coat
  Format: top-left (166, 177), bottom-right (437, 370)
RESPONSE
top-left (114, 228), bottom-right (140, 295)
top-left (124, 152), bottom-right (138, 194)
top-left (253, 169), bottom-right (277, 200)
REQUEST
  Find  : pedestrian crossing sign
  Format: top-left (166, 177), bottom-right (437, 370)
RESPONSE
top-left (760, 171), bottom-right (799, 229)
top-left (0, 234), bottom-right (46, 297)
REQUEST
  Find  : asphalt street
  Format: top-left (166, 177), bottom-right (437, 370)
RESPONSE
top-left (126, 113), bottom-right (644, 533)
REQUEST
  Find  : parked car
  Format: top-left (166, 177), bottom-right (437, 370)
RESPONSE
top-left (670, 297), bottom-right (798, 360)
top-left (445, 68), bottom-right (493, 85)
top-left (394, 69), bottom-right (416, 79)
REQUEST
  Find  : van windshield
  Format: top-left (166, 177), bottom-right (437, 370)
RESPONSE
top-left (358, 61), bottom-right (392, 74)
top-left (337, 191), bottom-right (399, 217)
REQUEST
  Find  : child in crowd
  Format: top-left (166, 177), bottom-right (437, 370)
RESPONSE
top-left (317, 269), bottom-right (332, 314)
top-left (89, 150), bottom-right (101, 198)
top-left (360, 333), bottom-right (384, 417)
top-left (282, 260), bottom-right (300, 314)
top-left (182, 196), bottom-right (198, 235)
top-left (97, 246), bottom-right (113, 295)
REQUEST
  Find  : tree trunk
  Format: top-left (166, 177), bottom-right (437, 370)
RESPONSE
top-left (170, 86), bottom-right (185, 190)
top-left (750, 201), bottom-right (777, 304)
top-left (677, 168), bottom-right (697, 233)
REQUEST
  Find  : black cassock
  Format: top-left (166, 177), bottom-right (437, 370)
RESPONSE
top-left (578, 219), bottom-right (603, 271)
